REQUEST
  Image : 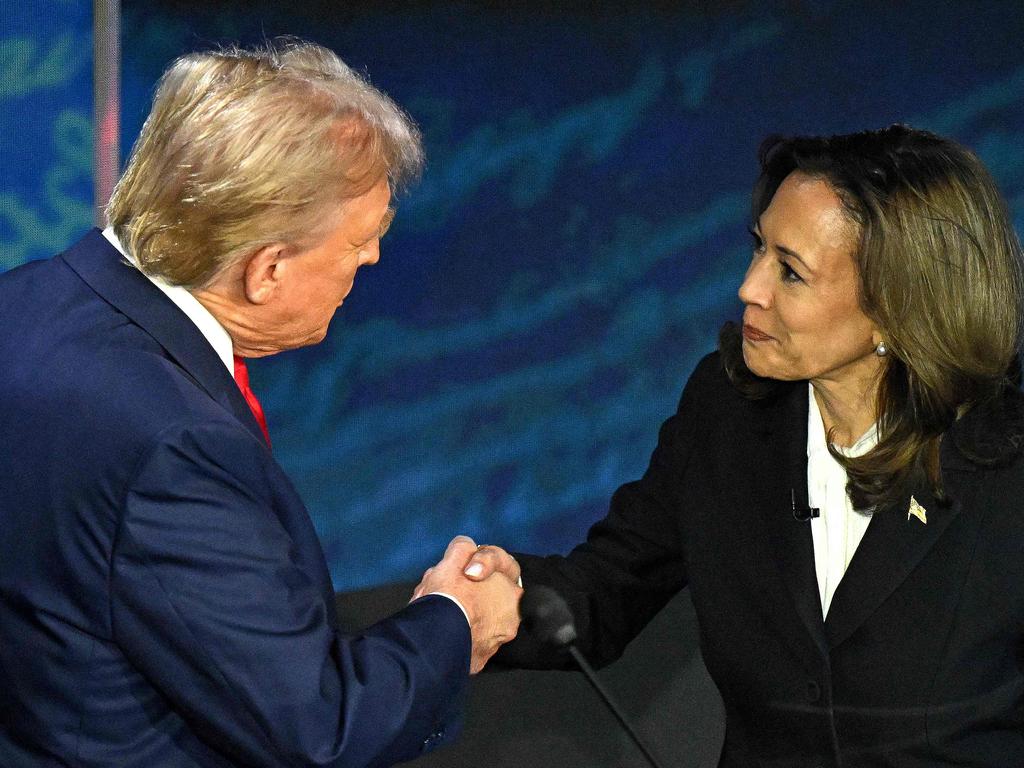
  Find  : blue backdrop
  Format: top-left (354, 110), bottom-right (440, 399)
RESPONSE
top-left (5, 1), bottom-right (1024, 589)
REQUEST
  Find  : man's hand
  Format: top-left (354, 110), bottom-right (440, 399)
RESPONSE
top-left (411, 536), bottom-right (522, 673)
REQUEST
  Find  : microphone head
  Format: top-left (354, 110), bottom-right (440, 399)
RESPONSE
top-left (520, 585), bottom-right (577, 647)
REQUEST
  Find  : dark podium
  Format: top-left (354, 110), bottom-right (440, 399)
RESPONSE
top-left (336, 584), bottom-right (724, 767)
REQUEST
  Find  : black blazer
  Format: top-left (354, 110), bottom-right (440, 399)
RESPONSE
top-left (502, 352), bottom-right (1024, 767)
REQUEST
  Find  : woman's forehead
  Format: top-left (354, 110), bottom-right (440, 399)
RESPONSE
top-left (762, 173), bottom-right (859, 270)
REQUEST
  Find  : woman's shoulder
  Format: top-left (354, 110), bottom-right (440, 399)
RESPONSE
top-left (681, 351), bottom-right (733, 405)
top-left (689, 350), bottom-right (726, 384)
top-left (679, 350), bottom-right (800, 417)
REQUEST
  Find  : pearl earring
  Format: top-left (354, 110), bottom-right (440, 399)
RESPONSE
top-left (875, 341), bottom-right (888, 357)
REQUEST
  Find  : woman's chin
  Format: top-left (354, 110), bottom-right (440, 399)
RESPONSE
top-left (741, 343), bottom-right (765, 376)
top-left (742, 345), bottom-right (785, 381)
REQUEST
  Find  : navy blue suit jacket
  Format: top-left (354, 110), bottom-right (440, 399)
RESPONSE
top-left (0, 230), bottom-right (470, 767)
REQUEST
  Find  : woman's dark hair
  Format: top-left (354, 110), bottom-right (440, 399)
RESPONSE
top-left (721, 125), bottom-right (1024, 510)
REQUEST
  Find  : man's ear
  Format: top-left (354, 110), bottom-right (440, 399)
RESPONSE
top-left (242, 244), bottom-right (288, 305)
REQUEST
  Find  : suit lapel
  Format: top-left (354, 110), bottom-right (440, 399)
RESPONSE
top-left (758, 382), bottom-right (829, 654)
top-left (59, 229), bottom-right (267, 445)
top-left (823, 440), bottom-right (976, 649)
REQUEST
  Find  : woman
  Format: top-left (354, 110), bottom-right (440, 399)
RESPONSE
top-left (457, 125), bottom-right (1024, 765)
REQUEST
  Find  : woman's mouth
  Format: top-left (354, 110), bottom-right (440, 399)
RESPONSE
top-left (742, 324), bottom-right (774, 342)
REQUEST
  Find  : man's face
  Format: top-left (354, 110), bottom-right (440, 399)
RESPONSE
top-left (264, 178), bottom-right (393, 351)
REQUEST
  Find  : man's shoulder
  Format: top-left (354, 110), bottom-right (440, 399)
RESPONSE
top-left (0, 229), bottom-right (112, 279)
top-left (2, 309), bottom-right (246, 480)
top-left (0, 239), bottom-right (81, 298)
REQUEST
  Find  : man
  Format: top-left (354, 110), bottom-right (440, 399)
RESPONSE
top-left (0, 41), bottom-right (520, 767)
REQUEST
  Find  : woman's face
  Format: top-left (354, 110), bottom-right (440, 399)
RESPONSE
top-left (738, 171), bottom-right (882, 389)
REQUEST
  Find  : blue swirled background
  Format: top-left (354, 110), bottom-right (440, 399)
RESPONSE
top-left (5, 1), bottom-right (1024, 590)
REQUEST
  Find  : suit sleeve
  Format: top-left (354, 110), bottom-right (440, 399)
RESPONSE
top-left (496, 354), bottom-right (719, 670)
top-left (109, 419), bottom-right (470, 768)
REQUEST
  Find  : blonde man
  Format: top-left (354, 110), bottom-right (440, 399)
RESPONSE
top-left (0, 40), bottom-right (519, 768)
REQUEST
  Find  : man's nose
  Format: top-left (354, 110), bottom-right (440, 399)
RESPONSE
top-left (361, 241), bottom-right (381, 266)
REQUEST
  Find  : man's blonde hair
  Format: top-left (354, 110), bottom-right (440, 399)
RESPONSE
top-left (107, 39), bottom-right (423, 288)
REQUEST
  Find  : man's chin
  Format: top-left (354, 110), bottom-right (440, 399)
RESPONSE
top-left (298, 326), bottom-right (331, 348)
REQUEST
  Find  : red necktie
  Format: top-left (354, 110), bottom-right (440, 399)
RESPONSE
top-left (233, 355), bottom-right (271, 447)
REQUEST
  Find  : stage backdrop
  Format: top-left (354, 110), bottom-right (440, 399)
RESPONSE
top-left (5, 1), bottom-right (1024, 590)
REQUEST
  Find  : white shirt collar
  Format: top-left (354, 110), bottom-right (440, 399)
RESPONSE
top-left (101, 227), bottom-right (235, 376)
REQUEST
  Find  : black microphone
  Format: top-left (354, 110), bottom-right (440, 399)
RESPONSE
top-left (520, 586), bottom-right (666, 768)
top-left (791, 488), bottom-right (819, 522)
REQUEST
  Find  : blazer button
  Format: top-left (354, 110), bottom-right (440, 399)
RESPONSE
top-left (421, 729), bottom-right (445, 751)
top-left (805, 680), bottom-right (821, 703)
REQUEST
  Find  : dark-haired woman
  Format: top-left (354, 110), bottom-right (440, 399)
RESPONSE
top-left (455, 125), bottom-right (1024, 766)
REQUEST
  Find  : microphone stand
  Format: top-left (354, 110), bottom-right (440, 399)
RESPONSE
top-left (521, 584), bottom-right (667, 768)
top-left (567, 646), bottom-right (666, 768)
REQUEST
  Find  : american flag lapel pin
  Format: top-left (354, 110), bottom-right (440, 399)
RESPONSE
top-left (907, 495), bottom-right (927, 525)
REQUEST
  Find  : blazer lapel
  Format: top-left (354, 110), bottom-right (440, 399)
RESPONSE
top-left (759, 382), bottom-right (828, 654)
top-left (823, 440), bottom-right (976, 649)
top-left (59, 229), bottom-right (267, 445)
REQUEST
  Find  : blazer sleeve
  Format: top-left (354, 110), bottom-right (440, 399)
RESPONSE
top-left (109, 419), bottom-right (470, 768)
top-left (497, 353), bottom-right (719, 670)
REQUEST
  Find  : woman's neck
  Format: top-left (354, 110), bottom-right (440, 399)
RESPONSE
top-left (811, 364), bottom-right (883, 448)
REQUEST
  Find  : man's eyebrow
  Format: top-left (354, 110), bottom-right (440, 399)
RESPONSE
top-left (355, 208), bottom-right (395, 247)
top-left (376, 207), bottom-right (396, 238)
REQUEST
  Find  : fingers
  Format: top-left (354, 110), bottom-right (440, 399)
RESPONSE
top-left (411, 536), bottom-right (478, 602)
top-left (410, 537), bottom-right (523, 673)
top-left (410, 536), bottom-right (519, 618)
top-left (444, 534), bottom-right (477, 559)
top-left (463, 544), bottom-right (520, 584)
top-left (467, 577), bottom-right (522, 674)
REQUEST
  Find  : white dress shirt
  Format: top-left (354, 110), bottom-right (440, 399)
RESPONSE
top-left (806, 382), bottom-right (878, 618)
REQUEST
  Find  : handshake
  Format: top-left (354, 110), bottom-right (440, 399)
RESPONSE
top-left (411, 536), bottom-right (521, 674)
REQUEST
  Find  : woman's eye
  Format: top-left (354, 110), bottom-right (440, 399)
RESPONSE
top-left (747, 227), bottom-right (766, 254)
top-left (780, 261), bottom-right (803, 284)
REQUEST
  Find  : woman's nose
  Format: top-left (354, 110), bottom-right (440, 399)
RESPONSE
top-left (738, 256), bottom-right (772, 309)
